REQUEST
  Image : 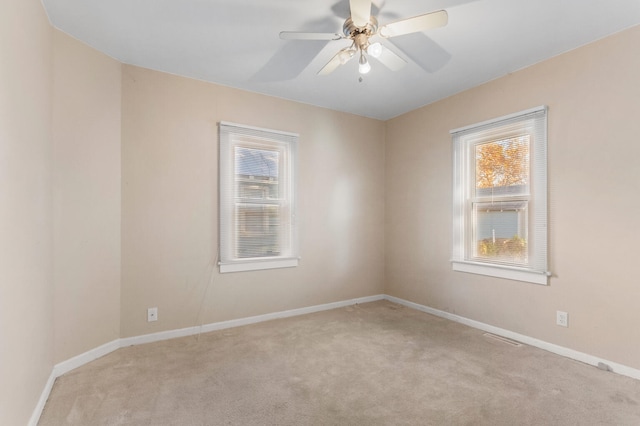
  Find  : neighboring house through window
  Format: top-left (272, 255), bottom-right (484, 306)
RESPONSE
top-left (451, 106), bottom-right (549, 284)
top-left (219, 122), bottom-right (298, 273)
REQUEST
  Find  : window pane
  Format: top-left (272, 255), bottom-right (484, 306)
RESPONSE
top-left (236, 204), bottom-right (280, 258)
top-left (235, 147), bottom-right (279, 199)
top-left (475, 136), bottom-right (529, 197)
top-left (473, 201), bottom-right (528, 265)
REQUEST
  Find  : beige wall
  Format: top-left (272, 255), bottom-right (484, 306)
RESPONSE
top-left (121, 66), bottom-right (385, 337)
top-left (0, 0), bottom-right (54, 424)
top-left (52, 31), bottom-right (122, 363)
top-left (385, 25), bottom-right (640, 369)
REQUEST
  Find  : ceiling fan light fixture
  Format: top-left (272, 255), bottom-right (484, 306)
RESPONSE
top-left (358, 53), bottom-right (371, 74)
top-left (367, 42), bottom-right (382, 58)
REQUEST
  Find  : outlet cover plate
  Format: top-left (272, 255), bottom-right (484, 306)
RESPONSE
top-left (147, 307), bottom-right (158, 322)
top-left (556, 310), bottom-right (568, 327)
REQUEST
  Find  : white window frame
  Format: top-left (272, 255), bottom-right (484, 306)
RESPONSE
top-left (451, 106), bottom-right (549, 285)
top-left (219, 122), bottom-right (298, 273)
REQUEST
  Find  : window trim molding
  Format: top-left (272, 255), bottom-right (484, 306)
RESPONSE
top-left (450, 106), bottom-right (546, 135)
top-left (451, 260), bottom-right (550, 285)
top-left (219, 257), bottom-right (299, 274)
top-left (218, 121), bottom-right (299, 274)
top-left (450, 106), bottom-right (549, 285)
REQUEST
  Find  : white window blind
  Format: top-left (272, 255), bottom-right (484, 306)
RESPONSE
top-left (219, 122), bottom-right (298, 273)
top-left (451, 106), bottom-right (549, 285)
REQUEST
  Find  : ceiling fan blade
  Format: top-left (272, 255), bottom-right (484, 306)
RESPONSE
top-left (332, 0), bottom-right (381, 20)
top-left (349, 0), bottom-right (372, 27)
top-left (318, 52), bottom-right (343, 76)
top-left (318, 49), bottom-right (355, 75)
top-left (375, 45), bottom-right (406, 71)
top-left (280, 31), bottom-right (343, 41)
top-left (379, 10), bottom-right (448, 38)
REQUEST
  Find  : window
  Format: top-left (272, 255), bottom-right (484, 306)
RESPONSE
top-left (219, 122), bottom-right (298, 273)
top-left (451, 106), bottom-right (549, 285)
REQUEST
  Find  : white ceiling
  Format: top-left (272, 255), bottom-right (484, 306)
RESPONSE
top-left (42, 0), bottom-right (640, 120)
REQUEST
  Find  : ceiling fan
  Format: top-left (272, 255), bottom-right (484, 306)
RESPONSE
top-left (279, 0), bottom-right (448, 76)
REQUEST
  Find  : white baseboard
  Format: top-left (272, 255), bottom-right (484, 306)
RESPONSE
top-left (29, 339), bottom-right (122, 426)
top-left (31, 292), bottom-right (639, 424)
top-left (200, 294), bottom-right (386, 334)
top-left (28, 370), bottom-right (56, 426)
top-left (384, 295), bottom-right (640, 381)
top-left (53, 339), bottom-right (121, 377)
top-left (120, 294), bottom-right (385, 347)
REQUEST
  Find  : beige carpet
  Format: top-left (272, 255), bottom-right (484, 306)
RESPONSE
top-left (39, 300), bottom-right (640, 425)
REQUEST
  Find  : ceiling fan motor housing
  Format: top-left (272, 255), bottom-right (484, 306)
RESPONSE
top-left (343, 16), bottom-right (378, 51)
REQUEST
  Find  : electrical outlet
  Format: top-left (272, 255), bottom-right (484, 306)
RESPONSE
top-left (147, 307), bottom-right (158, 322)
top-left (556, 311), bottom-right (568, 327)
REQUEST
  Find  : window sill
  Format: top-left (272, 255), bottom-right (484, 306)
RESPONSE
top-left (219, 257), bottom-right (298, 273)
top-left (451, 260), bottom-right (549, 285)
